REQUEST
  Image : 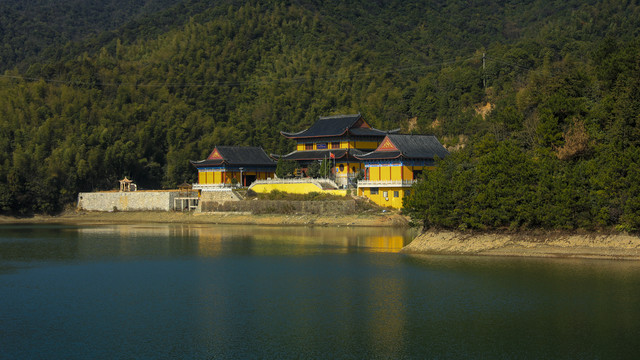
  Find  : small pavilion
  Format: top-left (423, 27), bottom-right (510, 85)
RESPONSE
top-left (119, 177), bottom-right (137, 192)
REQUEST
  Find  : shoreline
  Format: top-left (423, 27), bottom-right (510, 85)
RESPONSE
top-left (5, 212), bottom-right (640, 260)
top-left (401, 229), bottom-right (640, 260)
top-left (0, 210), bottom-right (410, 228)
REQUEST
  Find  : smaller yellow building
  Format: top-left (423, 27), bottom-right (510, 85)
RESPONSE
top-left (190, 146), bottom-right (276, 189)
top-left (356, 134), bottom-right (449, 209)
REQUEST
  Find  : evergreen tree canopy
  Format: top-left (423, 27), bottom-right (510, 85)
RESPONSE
top-left (0, 0), bottom-right (639, 231)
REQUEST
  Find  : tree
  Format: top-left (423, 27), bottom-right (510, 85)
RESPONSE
top-left (275, 159), bottom-right (299, 179)
top-left (307, 159), bottom-right (331, 179)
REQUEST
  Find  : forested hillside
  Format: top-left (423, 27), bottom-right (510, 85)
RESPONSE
top-left (1, 0), bottom-right (640, 231)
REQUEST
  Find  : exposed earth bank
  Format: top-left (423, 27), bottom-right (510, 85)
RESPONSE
top-left (401, 230), bottom-right (640, 260)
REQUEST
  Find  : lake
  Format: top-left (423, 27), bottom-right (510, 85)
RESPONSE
top-left (1, 223), bottom-right (640, 359)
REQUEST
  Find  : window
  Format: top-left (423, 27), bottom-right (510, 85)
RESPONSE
top-left (339, 164), bottom-right (344, 172)
top-left (331, 142), bottom-right (340, 149)
top-left (394, 191), bottom-right (399, 198)
top-left (404, 190), bottom-right (411, 197)
top-left (370, 188), bottom-right (379, 195)
top-left (305, 143), bottom-right (313, 150)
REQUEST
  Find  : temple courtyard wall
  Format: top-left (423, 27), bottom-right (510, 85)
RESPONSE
top-left (200, 199), bottom-right (356, 214)
top-left (249, 179), bottom-right (348, 197)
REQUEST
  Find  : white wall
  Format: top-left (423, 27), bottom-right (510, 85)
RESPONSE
top-left (77, 191), bottom-right (179, 211)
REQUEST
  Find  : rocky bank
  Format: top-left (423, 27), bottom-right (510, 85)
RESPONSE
top-left (401, 230), bottom-right (640, 260)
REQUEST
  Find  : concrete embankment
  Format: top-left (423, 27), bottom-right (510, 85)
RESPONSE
top-left (401, 230), bottom-right (640, 260)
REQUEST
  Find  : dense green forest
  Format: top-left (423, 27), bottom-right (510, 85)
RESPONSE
top-left (1, 0), bottom-right (640, 231)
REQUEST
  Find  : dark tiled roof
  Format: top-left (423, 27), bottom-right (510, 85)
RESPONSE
top-left (356, 135), bottom-right (449, 160)
top-left (191, 146), bottom-right (276, 168)
top-left (279, 148), bottom-right (365, 161)
top-left (348, 127), bottom-right (398, 137)
top-left (281, 114), bottom-right (393, 139)
top-left (281, 114), bottom-right (360, 138)
top-left (356, 151), bottom-right (403, 160)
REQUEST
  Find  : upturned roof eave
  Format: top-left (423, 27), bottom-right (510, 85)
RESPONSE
top-left (353, 152), bottom-right (404, 161)
top-left (278, 148), bottom-right (359, 161)
top-left (280, 128), bottom-right (350, 139)
top-left (190, 159), bottom-right (226, 167)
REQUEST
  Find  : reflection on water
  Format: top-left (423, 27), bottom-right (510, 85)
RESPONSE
top-left (2, 224), bottom-right (640, 358)
top-left (0, 224), bottom-right (414, 264)
top-left (189, 225), bottom-right (409, 256)
top-left (74, 224), bottom-right (412, 258)
top-left (401, 255), bottom-right (640, 358)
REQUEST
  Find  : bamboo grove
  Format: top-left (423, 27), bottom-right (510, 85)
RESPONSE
top-left (1, 0), bottom-right (640, 231)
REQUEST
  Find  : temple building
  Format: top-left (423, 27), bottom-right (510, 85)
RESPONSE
top-left (355, 134), bottom-right (449, 208)
top-left (189, 116), bottom-right (449, 210)
top-left (278, 114), bottom-right (399, 186)
top-left (190, 146), bottom-right (276, 190)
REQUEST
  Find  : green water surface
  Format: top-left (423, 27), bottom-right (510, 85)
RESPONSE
top-left (1, 224), bottom-right (639, 359)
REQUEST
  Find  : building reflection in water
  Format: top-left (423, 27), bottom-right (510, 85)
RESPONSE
top-left (192, 225), bottom-right (412, 256)
top-left (185, 228), bottom-right (410, 357)
top-left (75, 224), bottom-right (413, 258)
top-left (75, 223), bottom-right (413, 356)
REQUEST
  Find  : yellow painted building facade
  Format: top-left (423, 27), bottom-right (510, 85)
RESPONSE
top-left (280, 114), bottom-right (398, 187)
top-left (356, 161), bottom-right (429, 209)
top-left (197, 169), bottom-right (272, 186)
top-left (191, 146), bottom-right (277, 188)
top-left (364, 162), bottom-right (436, 182)
top-left (356, 135), bottom-right (449, 209)
top-left (295, 140), bottom-right (379, 152)
top-left (358, 186), bottom-right (412, 209)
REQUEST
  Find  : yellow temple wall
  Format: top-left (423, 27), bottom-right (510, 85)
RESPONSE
top-left (250, 182), bottom-right (348, 197)
top-left (354, 141), bottom-right (379, 149)
top-left (358, 187), bottom-right (409, 209)
top-left (367, 165), bottom-right (436, 182)
top-left (334, 162), bottom-right (363, 176)
top-left (295, 140), bottom-right (382, 151)
top-left (197, 169), bottom-right (274, 185)
top-left (403, 166), bottom-right (413, 180)
top-left (369, 166), bottom-right (402, 181)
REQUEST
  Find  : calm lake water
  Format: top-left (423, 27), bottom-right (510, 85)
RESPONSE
top-left (1, 223), bottom-right (640, 359)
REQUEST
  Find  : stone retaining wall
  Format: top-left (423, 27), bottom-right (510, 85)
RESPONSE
top-left (78, 191), bottom-right (179, 211)
top-left (200, 199), bottom-right (356, 214)
top-left (199, 190), bottom-right (242, 204)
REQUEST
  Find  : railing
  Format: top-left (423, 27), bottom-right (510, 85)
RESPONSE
top-left (192, 183), bottom-right (238, 191)
top-left (356, 180), bottom-right (416, 187)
